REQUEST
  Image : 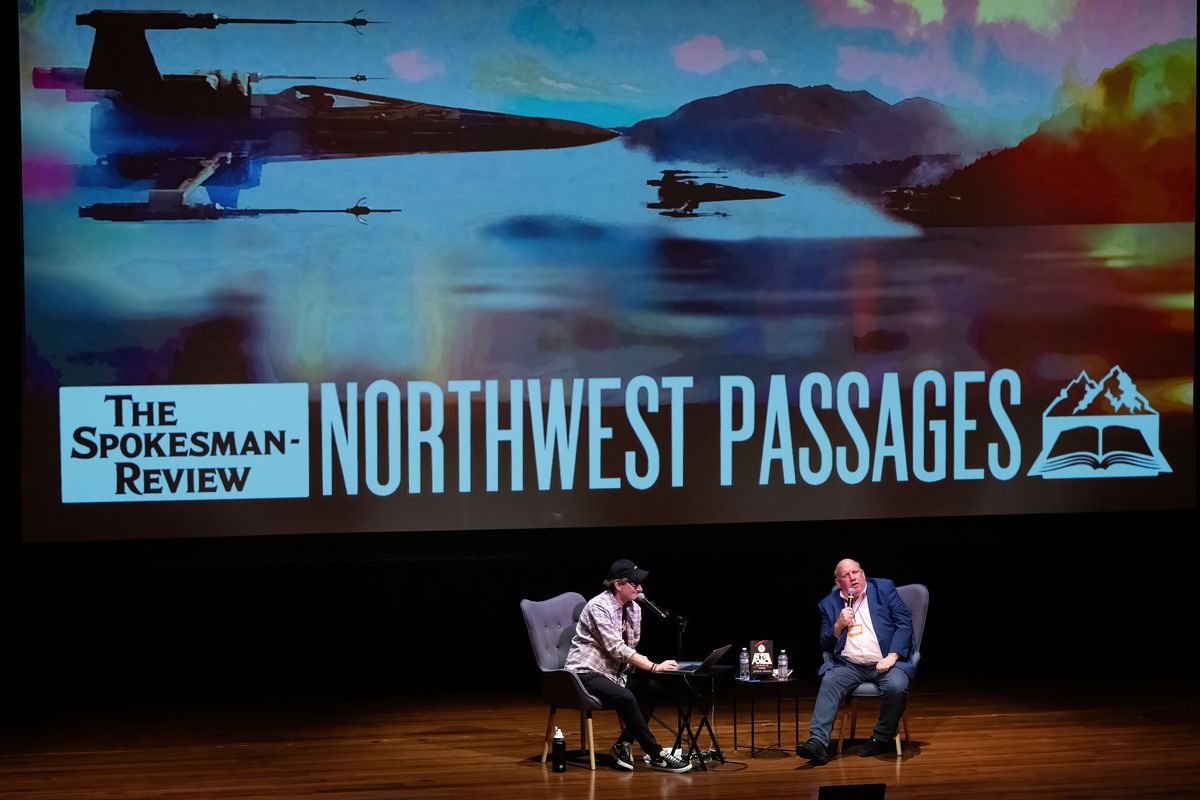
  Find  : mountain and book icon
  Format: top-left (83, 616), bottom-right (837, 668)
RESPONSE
top-left (1028, 366), bottom-right (1171, 478)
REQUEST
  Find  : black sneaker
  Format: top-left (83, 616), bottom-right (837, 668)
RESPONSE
top-left (611, 741), bottom-right (634, 771)
top-left (649, 747), bottom-right (693, 773)
top-left (796, 737), bottom-right (829, 765)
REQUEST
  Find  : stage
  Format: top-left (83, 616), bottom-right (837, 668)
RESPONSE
top-left (4, 679), bottom-right (1199, 799)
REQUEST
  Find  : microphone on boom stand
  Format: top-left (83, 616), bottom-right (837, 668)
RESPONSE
top-left (636, 592), bottom-right (670, 619)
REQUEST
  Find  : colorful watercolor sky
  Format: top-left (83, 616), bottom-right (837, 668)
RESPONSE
top-left (20, 0), bottom-right (1198, 128)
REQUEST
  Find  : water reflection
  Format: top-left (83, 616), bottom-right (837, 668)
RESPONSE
top-left (21, 130), bottom-right (1194, 406)
top-left (438, 222), bottom-right (1193, 402)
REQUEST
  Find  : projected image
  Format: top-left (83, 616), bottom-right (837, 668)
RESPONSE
top-left (20, 1), bottom-right (1196, 539)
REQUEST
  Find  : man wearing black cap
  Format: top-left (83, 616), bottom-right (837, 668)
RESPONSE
top-left (564, 559), bottom-right (692, 773)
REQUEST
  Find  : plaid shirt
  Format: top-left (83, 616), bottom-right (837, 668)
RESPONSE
top-left (564, 590), bottom-right (641, 686)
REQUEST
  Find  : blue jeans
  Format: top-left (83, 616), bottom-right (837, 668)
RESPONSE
top-left (808, 662), bottom-right (910, 746)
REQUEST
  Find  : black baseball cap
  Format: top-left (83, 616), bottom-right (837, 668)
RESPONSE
top-left (607, 559), bottom-right (649, 584)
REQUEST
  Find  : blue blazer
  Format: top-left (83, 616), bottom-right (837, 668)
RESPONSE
top-left (818, 577), bottom-right (915, 678)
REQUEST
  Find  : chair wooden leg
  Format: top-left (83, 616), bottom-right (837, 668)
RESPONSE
top-left (585, 713), bottom-right (596, 771)
top-left (843, 698), bottom-right (909, 756)
top-left (542, 707), bottom-right (557, 763)
top-left (894, 714), bottom-right (908, 756)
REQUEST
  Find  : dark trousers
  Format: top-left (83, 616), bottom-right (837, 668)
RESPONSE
top-left (809, 663), bottom-right (910, 746)
top-left (579, 671), bottom-right (665, 757)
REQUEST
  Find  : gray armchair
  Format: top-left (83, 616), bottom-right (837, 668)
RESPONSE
top-left (520, 592), bottom-right (614, 770)
top-left (830, 583), bottom-right (929, 756)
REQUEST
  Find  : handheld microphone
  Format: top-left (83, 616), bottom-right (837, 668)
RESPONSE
top-left (636, 592), bottom-right (670, 619)
top-left (845, 588), bottom-right (857, 608)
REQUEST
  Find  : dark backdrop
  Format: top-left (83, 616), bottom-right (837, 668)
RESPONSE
top-left (8, 507), bottom-right (1191, 716)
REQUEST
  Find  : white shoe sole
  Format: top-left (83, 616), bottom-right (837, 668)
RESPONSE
top-left (650, 749), bottom-right (693, 773)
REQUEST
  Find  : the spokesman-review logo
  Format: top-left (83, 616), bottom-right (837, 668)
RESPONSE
top-left (60, 384), bottom-right (310, 503)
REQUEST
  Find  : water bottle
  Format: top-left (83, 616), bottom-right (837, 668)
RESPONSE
top-left (777, 649), bottom-right (789, 680)
top-left (739, 647), bottom-right (750, 679)
top-left (551, 727), bottom-right (567, 772)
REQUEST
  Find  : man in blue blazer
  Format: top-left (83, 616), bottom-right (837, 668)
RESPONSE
top-left (796, 558), bottom-right (914, 764)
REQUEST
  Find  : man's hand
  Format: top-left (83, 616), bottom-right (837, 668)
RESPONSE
top-left (834, 606), bottom-right (855, 635)
top-left (875, 653), bottom-right (898, 673)
top-left (657, 659), bottom-right (680, 672)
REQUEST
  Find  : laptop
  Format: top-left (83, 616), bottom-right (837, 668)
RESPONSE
top-left (672, 644), bottom-right (732, 674)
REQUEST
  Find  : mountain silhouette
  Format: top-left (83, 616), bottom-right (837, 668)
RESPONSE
top-left (1047, 367), bottom-right (1155, 416)
top-left (829, 96), bottom-right (1031, 164)
top-left (1087, 366), bottom-right (1155, 414)
top-left (621, 83), bottom-right (1025, 173)
top-left (1047, 370), bottom-right (1099, 416)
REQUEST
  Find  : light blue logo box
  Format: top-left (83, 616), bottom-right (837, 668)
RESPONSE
top-left (60, 384), bottom-right (310, 503)
top-left (1027, 366), bottom-right (1171, 479)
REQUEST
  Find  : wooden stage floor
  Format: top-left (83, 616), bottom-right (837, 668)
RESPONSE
top-left (4, 680), bottom-right (1200, 799)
